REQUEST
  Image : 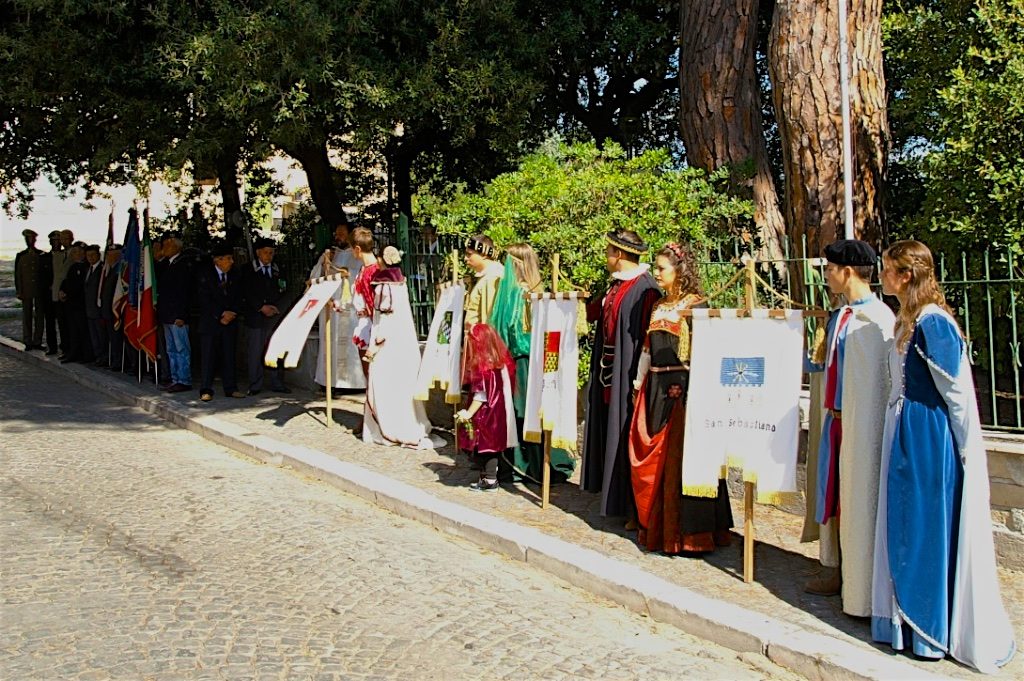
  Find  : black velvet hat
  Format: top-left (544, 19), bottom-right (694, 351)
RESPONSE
top-left (823, 239), bottom-right (876, 267)
top-left (253, 237), bottom-right (276, 251)
top-left (605, 230), bottom-right (648, 256)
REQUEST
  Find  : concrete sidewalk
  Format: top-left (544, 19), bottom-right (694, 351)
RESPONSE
top-left (4, 336), bottom-right (1021, 681)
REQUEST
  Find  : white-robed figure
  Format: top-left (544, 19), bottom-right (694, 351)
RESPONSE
top-left (872, 241), bottom-right (1014, 672)
top-left (803, 239), bottom-right (894, 620)
top-left (363, 247), bottom-right (442, 449)
top-left (308, 224), bottom-right (365, 390)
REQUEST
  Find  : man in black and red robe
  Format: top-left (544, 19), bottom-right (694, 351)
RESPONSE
top-left (581, 230), bottom-right (660, 520)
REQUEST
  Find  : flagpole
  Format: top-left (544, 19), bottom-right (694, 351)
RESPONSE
top-left (839, 0), bottom-right (855, 239)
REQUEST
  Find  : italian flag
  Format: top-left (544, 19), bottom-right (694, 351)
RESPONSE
top-left (123, 231), bottom-right (159, 361)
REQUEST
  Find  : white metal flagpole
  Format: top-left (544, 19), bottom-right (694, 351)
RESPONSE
top-left (838, 0), bottom-right (855, 239)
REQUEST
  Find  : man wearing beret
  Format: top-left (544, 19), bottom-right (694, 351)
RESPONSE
top-left (98, 243), bottom-right (123, 367)
top-left (802, 239), bottom-right (894, 619)
top-left (241, 237), bottom-right (292, 395)
top-left (195, 242), bottom-right (245, 401)
top-left (14, 229), bottom-right (45, 350)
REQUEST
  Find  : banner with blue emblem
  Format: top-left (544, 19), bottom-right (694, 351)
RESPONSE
top-left (682, 309), bottom-right (804, 503)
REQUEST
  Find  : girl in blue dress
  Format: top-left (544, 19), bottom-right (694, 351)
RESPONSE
top-left (872, 240), bottom-right (1014, 672)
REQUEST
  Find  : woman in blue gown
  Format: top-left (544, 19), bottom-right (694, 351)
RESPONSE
top-left (872, 240), bottom-right (1014, 672)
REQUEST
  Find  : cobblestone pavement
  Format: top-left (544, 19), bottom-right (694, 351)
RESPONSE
top-left (0, 354), bottom-right (803, 681)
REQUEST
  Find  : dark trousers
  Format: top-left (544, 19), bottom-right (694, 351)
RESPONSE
top-left (66, 308), bottom-right (93, 361)
top-left (56, 300), bottom-right (70, 353)
top-left (42, 297), bottom-right (58, 351)
top-left (246, 325), bottom-right (284, 392)
top-left (200, 325), bottom-right (239, 395)
top-left (88, 317), bottom-right (108, 364)
top-left (21, 296), bottom-right (45, 346)
top-left (109, 324), bottom-right (132, 370)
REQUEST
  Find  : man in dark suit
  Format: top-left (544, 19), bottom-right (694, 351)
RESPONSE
top-left (98, 244), bottom-right (123, 367)
top-left (58, 243), bottom-right (93, 363)
top-left (196, 242), bottom-right (245, 402)
top-left (156, 234), bottom-right (193, 392)
top-left (241, 237), bottom-right (292, 395)
top-left (14, 229), bottom-right (44, 349)
top-left (82, 244), bottom-right (106, 365)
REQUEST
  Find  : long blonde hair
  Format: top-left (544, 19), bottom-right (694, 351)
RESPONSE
top-left (884, 240), bottom-right (958, 350)
top-left (505, 242), bottom-right (542, 292)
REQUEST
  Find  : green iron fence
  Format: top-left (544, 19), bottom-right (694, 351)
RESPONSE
top-left (279, 222), bottom-right (1021, 433)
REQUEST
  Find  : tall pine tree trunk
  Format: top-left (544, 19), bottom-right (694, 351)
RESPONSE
top-left (769, 0), bottom-right (888, 258)
top-left (679, 0), bottom-right (786, 263)
top-left (286, 138), bottom-right (349, 229)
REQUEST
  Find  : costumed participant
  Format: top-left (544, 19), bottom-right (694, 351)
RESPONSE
top-left (803, 239), bottom-right (894, 621)
top-left (362, 246), bottom-right (441, 449)
top-left (463, 235), bottom-right (504, 327)
top-left (308, 223), bottom-right (364, 391)
top-left (871, 240), bottom-right (1015, 671)
top-left (629, 242), bottom-right (733, 554)
top-left (489, 243), bottom-right (576, 484)
top-left (348, 226), bottom-right (380, 383)
top-left (581, 230), bottom-right (660, 523)
top-left (456, 323), bottom-right (518, 491)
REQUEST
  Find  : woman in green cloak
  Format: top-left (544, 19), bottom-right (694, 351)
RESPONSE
top-left (490, 243), bottom-right (577, 484)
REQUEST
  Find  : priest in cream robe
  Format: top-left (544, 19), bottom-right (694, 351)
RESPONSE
top-left (308, 224), bottom-right (365, 390)
top-left (803, 239), bottom-right (894, 620)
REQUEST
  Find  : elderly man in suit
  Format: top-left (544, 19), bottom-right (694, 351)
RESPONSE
top-left (241, 237), bottom-right (293, 395)
top-left (82, 244), bottom-right (107, 366)
top-left (196, 242), bottom-right (245, 402)
top-left (14, 229), bottom-right (45, 350)
top-left (97, 244), bottom-right (123, 367)
top-left (157, 234), bottom-right (193, 392)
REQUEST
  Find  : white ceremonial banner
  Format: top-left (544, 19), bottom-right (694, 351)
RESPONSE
top-left (414, 283), bottom-right (465, 404)
top-left (265, 277), bottom-right (343, 368)
top-left (523, 294), bottom-right (580, 453)
top-left (683, 308), bottom-right (804, 503)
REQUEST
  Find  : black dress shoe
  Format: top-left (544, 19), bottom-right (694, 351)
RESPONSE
top-left (271, 386), bottom-right (292, 394)
top-left (45, 349), bottom-right (58, 356)
top-left (247, 389), bottom-right (262, 396)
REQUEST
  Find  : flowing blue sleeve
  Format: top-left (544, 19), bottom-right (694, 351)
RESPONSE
top-left (914, 313), bottom-right (964, 382)
top-left (915, 313), bottom-right (973, 453)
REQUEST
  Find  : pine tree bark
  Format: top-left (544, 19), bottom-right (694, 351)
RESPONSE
top-left (679, 0), bottom-right (786, 262)
top-left (769, 0), bottom-right (888, 257)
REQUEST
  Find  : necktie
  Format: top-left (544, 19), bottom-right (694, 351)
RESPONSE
top-left (263, 266), bottom-right (271, 278)
top-left (219, 271), bottom-right (226, 285)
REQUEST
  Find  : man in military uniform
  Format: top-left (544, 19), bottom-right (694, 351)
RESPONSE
top-left (242, 237), bottom-right (292, 395)
top-left (14, 229), bottom-right (44, 349)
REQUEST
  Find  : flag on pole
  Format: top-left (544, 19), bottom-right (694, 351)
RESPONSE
top-left (123, 227), bottom-right (159, 361)
top-left (112, 209), bottom-right (140, 330)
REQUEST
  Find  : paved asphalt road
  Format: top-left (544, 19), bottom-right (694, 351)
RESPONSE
top-left (0, 353), bottom-right (800, 680)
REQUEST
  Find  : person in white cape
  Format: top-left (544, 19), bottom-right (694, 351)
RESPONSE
top-left (362, 247), bottom-right (442, 449)
top-left (308, 224), bottom-right (365, 391)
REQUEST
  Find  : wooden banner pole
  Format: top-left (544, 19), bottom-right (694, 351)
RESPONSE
top-left (325, 303), bottom-right (333, 429)
top-left (539, 254), bottom-right (562, 510)
top-left (742, 256), bottom-right (757, 584)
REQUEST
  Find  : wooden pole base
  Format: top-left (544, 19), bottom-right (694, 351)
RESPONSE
top-left (542, 430), bottom-right (552, 509)
top-left (743, 480), bottom-right (755, 583)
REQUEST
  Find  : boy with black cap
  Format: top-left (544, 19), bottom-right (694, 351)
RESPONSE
top-left (581, 229), bottom-right (661, 523)
top-left (803, 239), bottom-right (894, 619)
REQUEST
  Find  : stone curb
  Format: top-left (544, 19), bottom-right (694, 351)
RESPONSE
top-left (0, 337), bottom-right (950, 681)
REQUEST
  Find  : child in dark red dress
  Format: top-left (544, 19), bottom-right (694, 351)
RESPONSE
top-left (457, 323), bottom-right (518, 491)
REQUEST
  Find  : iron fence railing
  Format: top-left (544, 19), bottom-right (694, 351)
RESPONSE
top-left (278, 223), bottom-right (1022, 433)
